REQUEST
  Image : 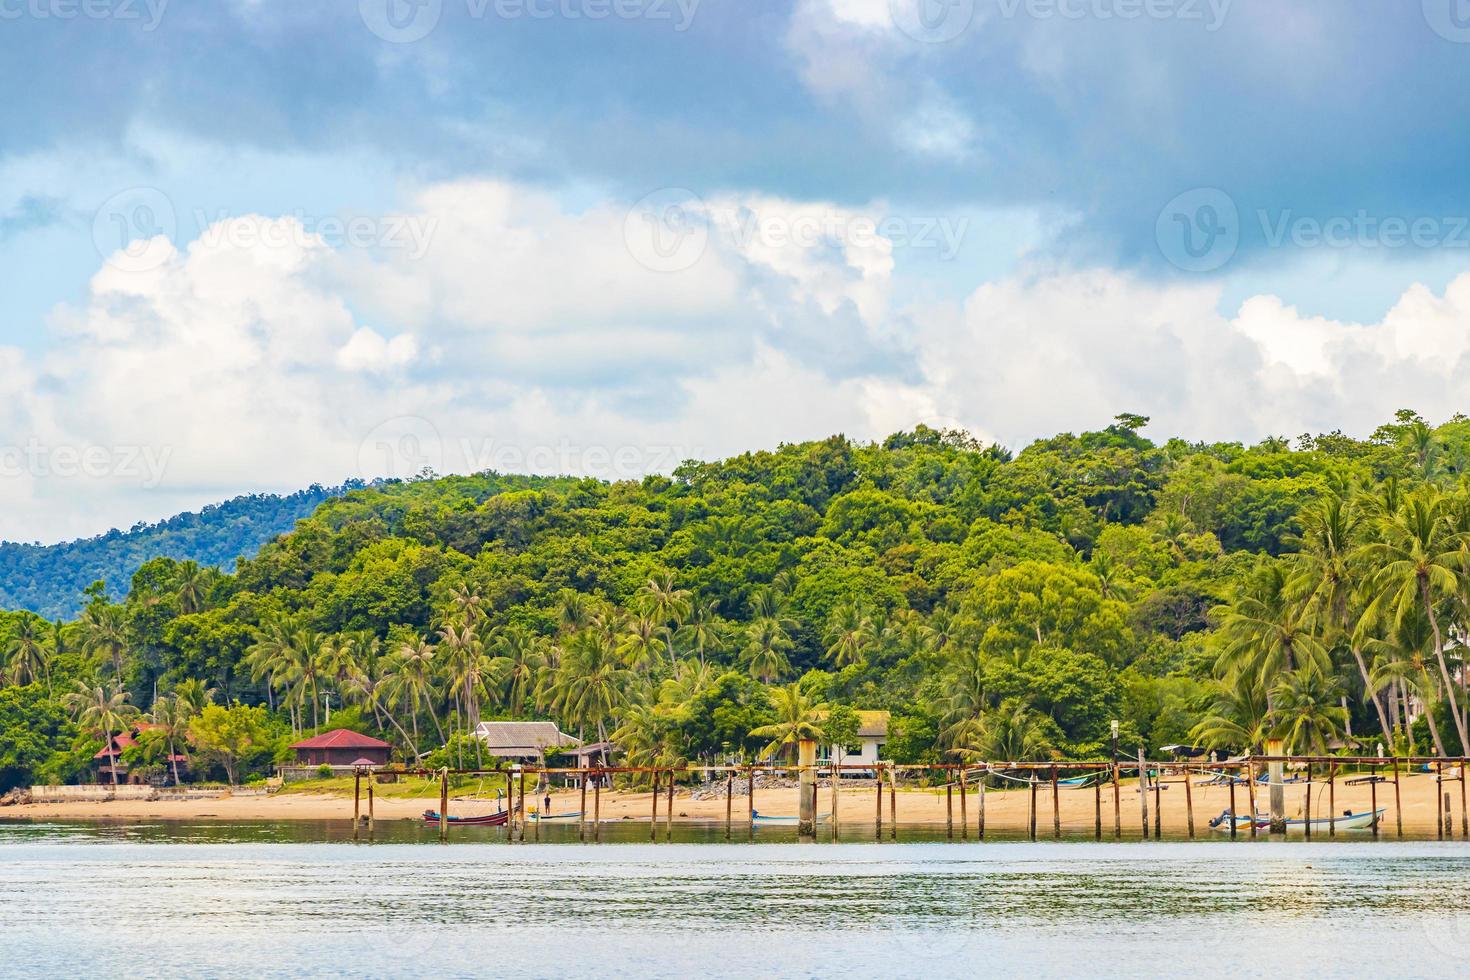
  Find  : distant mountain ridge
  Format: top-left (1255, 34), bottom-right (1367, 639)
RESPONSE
top-left (0, 484), bottom-right (355, 619)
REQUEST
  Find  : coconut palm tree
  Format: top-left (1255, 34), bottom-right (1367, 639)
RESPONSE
top-left (63, 680), bottom-right (138, 786)
top-left (748, 682), bottom-right (827, 761)
top-left (5, 615), bottom-right (51, 690)
top-left (938, 646), bottom-right (988, 747)
top-left (1356, 488), bottom-right (1470, 754)
top-left (79, 605), bottom-right (129, 687)
top-left (618, 614), bottom-right (664, 673)
top-left (642, 572), bottom-right (691, 662)
top-left (1190, 676), bottom-right (1272, 754)
top-left (488, 626), bottom-right (545, 717)
top-left (550, 630), bottom-right (633, 751)
top-left (948, 699), bottom-right (1052, 763)
top-left (1269, 665), bottom-right (1349, 755)
top-left (175, 560), bottom-right (211, 615)
top-left (743, 617), bottom-right (792, 683)
top-left (678, 598), bottom-right (724, 666)
top-left (1366, 606), bottom-right (1449, 756)
top-left (382, 637), bottom-right (443, 754)
top-left (1213, 559), bottom-right (1327, 698)
top-left (149, 694), bottom-right (192, 786)
top-left (824, 603), bottom-right (875, 669)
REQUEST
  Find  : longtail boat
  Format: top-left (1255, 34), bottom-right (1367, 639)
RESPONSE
top-left (421, 808), bottom-right (512, 826)
top-left (1209, 808), bottom-right (1383, 833)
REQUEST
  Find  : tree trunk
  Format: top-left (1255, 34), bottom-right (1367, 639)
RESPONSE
top-left (169, 735), bottom-right (181, 786)
top-left (1349, 646), bottom-right (1392, 747)
top-left (107, 729), bottom-right (119, 787)
top-left (1420, 578), bottom-right (1469, 753)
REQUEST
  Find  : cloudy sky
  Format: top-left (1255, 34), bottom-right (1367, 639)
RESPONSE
top-left (4, 0), bottom-right (1470, 542)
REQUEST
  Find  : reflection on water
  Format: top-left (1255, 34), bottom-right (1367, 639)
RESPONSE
top-left (4, 823), bottom-right (1469, 978)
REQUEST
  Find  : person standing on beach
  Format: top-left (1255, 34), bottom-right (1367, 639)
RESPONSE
top-left (544, 791), bottom-right (552, 815)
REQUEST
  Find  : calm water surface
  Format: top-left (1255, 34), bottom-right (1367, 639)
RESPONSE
top-left (4, 821), bottom-right (1469, 978)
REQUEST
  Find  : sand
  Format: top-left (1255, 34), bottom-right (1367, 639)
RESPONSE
top-left (6, 770), bottom-right (1467, 836)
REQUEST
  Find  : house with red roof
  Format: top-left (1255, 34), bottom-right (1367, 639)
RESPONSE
top-left (289, 729), bottom-right (391, 769)
top-left (93, 724), bottom-right (190, 785)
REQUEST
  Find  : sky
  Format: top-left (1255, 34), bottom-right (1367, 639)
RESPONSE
top-left (4, 0), bottom-right (1470, 542)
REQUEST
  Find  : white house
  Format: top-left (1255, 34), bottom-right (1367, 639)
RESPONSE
top-left (816, 710), bottom-right (889, 774)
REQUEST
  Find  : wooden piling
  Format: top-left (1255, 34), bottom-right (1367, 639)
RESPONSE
top-left (978, 767), bottom-right (986, 840)
top-left (594, 773), bottom-right (602, 842)
top-left (1328, 761), bottom-right (1336, 837)
top-left (353, 770), bottom-right (361, 839)
top-left (1153, 766), bottom-right (1162, 840)
top-left (946, 780), bottom-right (954, 839)
top-left (1137, 750), bottom-right (1149, 840)
top-left (518, 770), bottom-right (527, 842)
top-left (1303, 762), bottom-right (1312, 841)
top-left (888, 766), bottom-right (898, 839)
top-left (1051, 765), bottom-right (1061, 840)
top-left (1183, 763), bottom-right (1195, 840)
top-left (1446, 790), bottom-right (1455, 839)
top-left (1393, 761), bottom-right (1403, 837)
top-left (1370, 765), bottom-right (1379, 839)
top-left (1246, 760), bottom-right (1258, 839)
top-left (959, 766), bottom-right (969, 840)
top-left (666, 769), bottom-right (674, 841)
top-left (1111, 763), bottom-right (1121, 840)
top-left (1438, 762), bottom-right (1445, 840)
top-left (1228, 774), bottom-right (1238, 840)
top-left (747, 767), bottom-right (755, 839)
top-left (650, 770), bottom-right (660, 842)
top-left (505, 771), bottom-right (514, 840)
top-left (1028, 773), bottom-right (1037, 841)
top-left (1460, 761), bottom-right (1468, 839)
top-left (579, 770), bottom-right (588, 841)
top-left (830, 761), bottom-right (840, 837)
top-left (366, 777), bottom-right (374, 834)
top-left (726, 772), bottom-right (734, 840)
top-left (439, 768), bottom-right (449, 842)
top-left (1093, 770), bottom-right (1102, 841)
top-left (875, 767), bottom-right (883, 838)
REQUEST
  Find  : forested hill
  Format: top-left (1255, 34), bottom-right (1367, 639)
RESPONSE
top-left (7, 412), bottom-right (1470, 791)
top-left (0, 485), bottom-right (351, 619)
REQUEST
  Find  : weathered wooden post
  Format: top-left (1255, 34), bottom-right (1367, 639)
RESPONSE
top-left (1246, 764), bottom-right (1258, 840)
top-left (665, 768), bottom-right (674, 841)
top-left (1111, 762), bottom-right (1121, 840)
top-left (505, 770), bottom-right (515, 840)
top-left (366, 776), bottom-right (374, 835)
top-left (1093, 769), bottom-right (1102, 841)
top-left (978, 766), bottom-right (987, 840)
top-left (1028, 773), bottom-right (1038, 841)
top-left (747, 766), bottom-right (755, 839)
top-left (523, 769), bottom-right (535, 846)
top-left (798, 739), bottom-right (817, 838)
top-left (1266, 739), bottom-right (1286, 835)
top-left (1183, 762), bottom-right (1195, 839)
top-left (1303, 762), bottom-right (1312, 841)
top-left (579, 769), bottom-right (588, 841)
top-left (888, 765), bottom-right (898, 839)
top-left (1460, 760), bottom-right (1468, 839)
top-left (946, 777), bottom-right (954, 839)
top-left (1228, 772), bottom-right (1238, 840)
top-left (830, 761), bottom-right (840, 838)
top-left (439, 768), bottom-right (449, 842)
top-left (353, 770), bottom-right (362, 839)
top-left (1051, 765), bottom-right (1061, 840)
top-left (1370, 763), bottom-right (1380, 839)
top-left (1153, 766), bottom-right (1162, 840)
top-left (594, 772), bottom-right (602, 842)
top-left (1446, 789), bottom-right (1454, 840)
top-left (725, 771), bottom-right (734, 840)
top-left (1137, 749), bottom-right (1149, 840)
top-left (959, 766), bottom-right (969, 840)
top-left (874, 767), bottom-right (883, 839)
top-left (650, 769), bottom-right (660, 842)
top-left (1328, 761), bottom-right (1336, 837)
top-left (1392, 760), bottom-right (1402, 837)
top-left (1438, 762), bottom-right (1446, 841)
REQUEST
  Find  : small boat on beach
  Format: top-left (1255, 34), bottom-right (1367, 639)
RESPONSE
top-left (1209, 808), bottom-right (1384, 833)
top-left (750, 810), bottom-right (831, 825)
top-left (530, 811), bottom-right (584, 822)
top-left (421, 808), bottom-right (513, 826)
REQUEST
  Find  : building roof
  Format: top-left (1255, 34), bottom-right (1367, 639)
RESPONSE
top-left (290, 729), bottom-right (391, 750)
top-left (815, 710), bottom-right (890, 739)
top-left (349, 757), bottom-right (381, 767)
top-left (473, 721), bottom-right (580, 753)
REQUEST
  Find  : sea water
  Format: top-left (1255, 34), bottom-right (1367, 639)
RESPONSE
top-left (3, 822), bottom-right (1468, 977)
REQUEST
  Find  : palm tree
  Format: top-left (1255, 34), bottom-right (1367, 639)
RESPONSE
top-left (5, 615), bottom-right (51, 690)
top-left (382, 637), bottom-right (443, 754)
top-left (149, 694), bottom-right (192, 786)
top-left (618, 614), bottom-right (664, 673)
top-left (678, 598), bottom-right (724, 666)
top-left (1190, 676), bottom-right (1271, 754)
top-left (549, 630), bottom-right (633, 750)
top-left (1213, 559), bottom-right (1327, 698)
top-left (824, 602), bottom-right (875, 669)
top-left (1270, 665), bottom-right (1349, 755)
top-left (938, 646), bottom-right (988, 746)
top-left (175, 560), bottom-right (211, 614)
top-left (172, 677), bottom-right (217, 717)
top-left (1356, 488), bottom-right (1470, 753)
top-left (948, 699), bottom-right (1052, 763)
top-left (743, 617), bottom-right (792, 683)
top-left (488, 627), bottom-right (545, 717)
top-left (748, 682), bottom-right (827, 761)
top-left (79, 605), bottom-right (129, 686)
top-left (1291, 495), bottom-right (1392, 743)
top-left (63, 680), bottom-right (138, 786)
top-left (1366, 606), bottom-right (1449, 756)
top-left (642, 572), bottom-right (691, 662)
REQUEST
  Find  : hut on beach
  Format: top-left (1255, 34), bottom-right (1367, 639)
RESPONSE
top-left (289, 729), bottom-right (391, 770)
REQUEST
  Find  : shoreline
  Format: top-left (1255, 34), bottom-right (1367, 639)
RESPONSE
top-left (5, 774), bottom-right (1465, 835)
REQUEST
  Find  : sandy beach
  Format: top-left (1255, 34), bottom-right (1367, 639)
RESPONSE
top-left (7, 771), bottom-right (1467, 836)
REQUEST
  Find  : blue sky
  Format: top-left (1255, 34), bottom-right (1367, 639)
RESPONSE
top-left (4, 0), bottom-right (1470, 542)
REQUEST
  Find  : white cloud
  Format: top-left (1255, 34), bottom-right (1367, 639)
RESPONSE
top-left (7, 177), bottom-right (1470, 544)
